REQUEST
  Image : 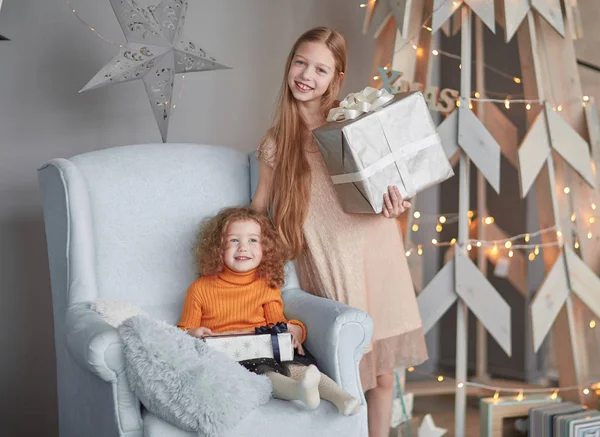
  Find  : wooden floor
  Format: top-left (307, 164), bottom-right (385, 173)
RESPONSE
top-left (389, 378), bottom-right (543, 436)
top-left (390, 394), bottom-right (482, 437)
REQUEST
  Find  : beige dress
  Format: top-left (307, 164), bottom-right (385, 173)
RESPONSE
top-left (257, 125), bottom-right (428, 391)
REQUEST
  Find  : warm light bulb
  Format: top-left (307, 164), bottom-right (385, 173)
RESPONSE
top-left (494, 391), bottom-right (500, 400)
top-left (564, 187), bottom-right (571, 194)
top-left (383, 66), bottom-right (389, 70)
top-left (413, 211), bottom-right (421, 219)
top-left (459, 63), bottom-right (462, 70)
top-left (468, 210), bottom-right (474, 218)
top-left (557, 231), bottom-right (562, 238)
top-left (436, 224), bottom-right (443, 232)
top-left (491, 245), bottom-right (499, 255)
top-left (514, 77), bottom-right (521, 84)
top-left (505, 241), bottom-right (512, 249)
top-left (408, 367), bottom-right (415, 372)
top-left (590, 320), bottom-right (596, 329)
top-left (584, 96), bottom-right (590, 102)
top-left (412, 44), bottom-right (418, 50)
top-left (457, 382), bottom-right (464, 388)
top-left (432, 239), bottom-right (438, 245)
top-left (575, 241), bottom-right (580, 249)
top-left (406, 250), bottom-right (412, 257)
top-left (517, 391), bottom-right (524, 401)
top-left (588, 231), bottom-right (593, 239)
top-left (432, 49), bottom-right (439, 56)
top-left (467, 244), bottom-right (472, 251)
top-left (439, 216), bottom-right (447, 224)
top-left (525, 234), bottom-right (530, 243)
top-left (584, 388), bottom-right (590, 395)
top-left (571, 214), bottom-right (577, 222)
top-left (485, 216), bottom-right (495, 225)
top-left (475, 92), bottom-right (481, 98)
top-left (504, 99), bottom-right (510, 109)
top-left (438, 375), bottom-right (444, 382)
top-left (373, 75), bottom-right (380, 80)
top-left (535, 245), bottom-right (540, 255)
top-left (456, 99), bottom-right (461, 107)
top-left (590, 217), bottom-right (596, 224)
top-left (508, 250), bottom-right (514, 258)
top-left (526, 103), bottom-right (531, 110)
top-left (551, 390), bottom-right (558, 400)
top-left (557, 105), bottom-right (563, 112)
top-left (592, 203), bottom-right (597, 211)
top-left (451, 238), bottom-right (457, 245)
top-left (469, 102), bottom-right (473, 109)
top-left (412, 224), bottom-right (419, 232)
top-left (418, 246), bottom-right (423, 256)
top-left (529, 252), bottom-right (535, 261)
top-left (359, 3), bottom-right (367, 7)
top-left (476, 242), bottom-right (482, 247)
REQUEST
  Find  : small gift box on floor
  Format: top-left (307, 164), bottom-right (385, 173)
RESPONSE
top-left (204, 324), bottom-right (294, 362)
top-left (480, 395), bottom-right (561, 437)
top-left (312, 87), bottom-right (454, 214)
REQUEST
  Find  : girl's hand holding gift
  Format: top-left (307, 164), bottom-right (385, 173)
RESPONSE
top-left (382, 185), bottom-right (411, 218)
top-left (288, 323), bottom-right (305, 356)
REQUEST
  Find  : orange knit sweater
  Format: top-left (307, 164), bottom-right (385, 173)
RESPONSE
top-left (177, 268), bottom-right (306, 342)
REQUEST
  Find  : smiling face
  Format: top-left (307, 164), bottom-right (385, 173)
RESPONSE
top-left (223, 219), bottom-right (263, 273)
top-left (287, 41), bottom-right (337, 104)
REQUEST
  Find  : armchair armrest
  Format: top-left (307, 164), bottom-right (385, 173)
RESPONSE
top-left (65, 302), bottom-right (126, 382)
top-left (282, 288), bottom-right (373, 400)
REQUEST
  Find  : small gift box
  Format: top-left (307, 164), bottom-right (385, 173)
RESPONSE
top-left (312, 87), bottom-right (454, 214)
top-left (480, 396), bottom-right (562, 437)
top-left (204, 323), bottom-right (294, 362)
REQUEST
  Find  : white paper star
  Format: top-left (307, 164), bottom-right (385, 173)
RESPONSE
top-left (418, 414), bottom-right (447, 437)
top-left (80, 0), bottom-right (230, 142)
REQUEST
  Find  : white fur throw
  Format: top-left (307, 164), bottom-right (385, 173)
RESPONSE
top-left (118, 315), bottom-right (273, 436)
top-left (91, 300), bottom-right (148, 328)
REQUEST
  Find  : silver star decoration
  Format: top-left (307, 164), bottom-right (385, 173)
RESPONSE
top-left (80, 0), bottom-right (230, 142)
top-left (243, 340), bottom-right (252, 350)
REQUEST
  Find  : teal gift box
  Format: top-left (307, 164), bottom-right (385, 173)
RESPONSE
top-left (480, 395), bottom-right (562, 437)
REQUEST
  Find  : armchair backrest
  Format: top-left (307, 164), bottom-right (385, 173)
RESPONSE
top-left (39, 144), bottom-right (251, 323)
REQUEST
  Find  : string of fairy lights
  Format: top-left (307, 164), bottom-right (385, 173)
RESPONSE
top-left (404, 365), bottom-right (600, 404)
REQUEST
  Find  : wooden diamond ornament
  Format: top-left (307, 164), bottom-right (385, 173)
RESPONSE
top-left (501, 0), bottom-right (565, 42)
top-left (437, 106), bottom-right (502, 193)
top-left (432, 0), bottom-right (495, 34)
top-left (530, 246), bottom-right (600, 352)
top-left (518, 102), bottom-right (596, 198)
top-left (80, 0), bottom-right (230, 142)
top-left (418, 250), bottom-right (512, 356)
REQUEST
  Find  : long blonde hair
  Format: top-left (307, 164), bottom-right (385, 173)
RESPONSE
top-left (270, 27), bottom-right (347, 258)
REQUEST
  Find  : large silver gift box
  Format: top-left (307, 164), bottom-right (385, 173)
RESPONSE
top-left (312, 90), bottom-right (454, 214)
top-left (204, 333), bottom-right (294, 362)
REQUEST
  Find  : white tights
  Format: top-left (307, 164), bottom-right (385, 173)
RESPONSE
top-left (266, 364), bottom-right (360, 416)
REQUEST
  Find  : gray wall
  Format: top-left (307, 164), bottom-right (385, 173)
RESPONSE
top-left (0, 1), bottom-right (376, 435)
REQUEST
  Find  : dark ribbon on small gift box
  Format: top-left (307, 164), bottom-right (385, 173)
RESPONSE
top-left (255, 322), bottom-right (288, 362)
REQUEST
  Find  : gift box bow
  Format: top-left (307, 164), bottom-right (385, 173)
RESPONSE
top-left (255, 322), bottom-right (288, 361)
top-left (321, 88), bottom-right (443, 198)
top-left (327, 86), bottom-right (395, 122)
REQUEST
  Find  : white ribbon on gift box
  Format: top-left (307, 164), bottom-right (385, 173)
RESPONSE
top-left (329, 133), bottom-right (442, 198)
top-left (327, 86), bottom-right (395, 122)
top-left (326, 86), bottom-right (443, 198)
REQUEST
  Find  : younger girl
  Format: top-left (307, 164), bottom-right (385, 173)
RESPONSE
top-left (177, 206), bottom-right (360, 416)
top-left (251, 27), bottom-right (428, 437)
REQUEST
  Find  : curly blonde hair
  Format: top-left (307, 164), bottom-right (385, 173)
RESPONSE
top-left (194, 206), bottom-right (287, 288)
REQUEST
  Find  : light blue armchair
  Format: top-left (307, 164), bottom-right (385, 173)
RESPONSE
top-left (38, 144), bottom-right (373, 437)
